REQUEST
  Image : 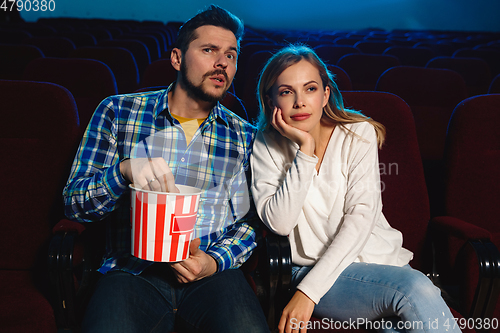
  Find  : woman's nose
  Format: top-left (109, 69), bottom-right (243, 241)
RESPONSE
top-left (294, 94), bottom-right (305, 108)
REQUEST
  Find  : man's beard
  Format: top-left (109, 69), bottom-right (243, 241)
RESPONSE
top-left (179, 61), bottom-right (229, 104)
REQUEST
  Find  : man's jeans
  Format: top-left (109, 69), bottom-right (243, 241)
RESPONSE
top-left (82, 264), bottom-right (270, 333)
top-left (291, 263), bottom-right (462, 332)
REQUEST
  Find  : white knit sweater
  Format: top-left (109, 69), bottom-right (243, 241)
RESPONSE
top-left (250, 121), bottom-right (413, 304)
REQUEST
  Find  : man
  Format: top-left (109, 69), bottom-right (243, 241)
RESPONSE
top-left (63, 5), bottom-right (269, 333)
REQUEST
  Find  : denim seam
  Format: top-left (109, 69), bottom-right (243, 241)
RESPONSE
top-left (341, 274), bottom-right (429, 333)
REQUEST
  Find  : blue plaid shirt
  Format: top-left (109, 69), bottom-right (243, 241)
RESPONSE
top-left (63, 84), bottom-right (258, 275)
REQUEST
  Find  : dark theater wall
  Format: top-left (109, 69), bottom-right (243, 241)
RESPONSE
top-left (20, 0), bottom-right (500, 32)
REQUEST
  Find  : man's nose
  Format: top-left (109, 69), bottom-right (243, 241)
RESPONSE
top-left (215, 53), bottom-right (228, 68)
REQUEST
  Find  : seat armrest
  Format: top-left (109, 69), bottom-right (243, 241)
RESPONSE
top-left (48, 219), bottom-right (84, 329)
top-left (48, 219), bottom-right (104, 330)
top-left (430, 216), bottom-right (499, 320)
top-left (430, 216), bottom-right (491, 241)
top-left (262, 232), bottom-right (292, 330)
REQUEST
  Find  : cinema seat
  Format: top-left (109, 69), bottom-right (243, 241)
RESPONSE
top-left (0, 80), bottom-right (81, 333)
top-left (375, 66), bottom-right (468, 217)
top-left (426, 56), bottom-right (492, 96)
top-left (489, 74), bottom-right (500, 94)
top-left (23, 57), bottom-right (118, 129)
top-left (70, 46), bottom-right (140, 94)
top-left (430, 94), bottom-right (500, 332)
top-left (0, 44), bottom-right (44, 80)
top-left (314, 45), bottom-right (360, 66)
top-left (265, 91), bottom-right (477, 333)
top-left (139, 58), bottom-right (177, 89)
top-left (383, 46), bottom-right (436, 67)
top-left (337, 53), bottom-right (400, 90)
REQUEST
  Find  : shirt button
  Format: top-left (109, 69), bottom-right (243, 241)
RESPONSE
top-left (181, 157), bottom-right (185, 162)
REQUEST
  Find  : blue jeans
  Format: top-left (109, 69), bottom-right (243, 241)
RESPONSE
top-left (82, 264), bottom-right (270, 333)
top-left (291, 263), bottom-right (462, 333)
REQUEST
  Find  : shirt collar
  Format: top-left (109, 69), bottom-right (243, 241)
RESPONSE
top-left (155, 83), bottom-right (229, 128)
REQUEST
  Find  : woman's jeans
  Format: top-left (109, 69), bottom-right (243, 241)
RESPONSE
top-left (82, 264), bottom-right (270, 333)
top-left (291, 263), bottom-right (462, 333)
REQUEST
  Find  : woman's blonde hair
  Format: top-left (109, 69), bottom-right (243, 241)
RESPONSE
top-left (256, 44), bottom-right (386, 148)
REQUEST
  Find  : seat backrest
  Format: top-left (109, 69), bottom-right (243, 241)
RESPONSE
top-left (327, 64), bottom-right (352, 91)
top-left (56, 31), bottom-right (97, 48)
top-left (353, 40), bottom-right (394, 54)
top-left (341, 91), bottom-right (430, 270)
top-left (235, 42), bottom-right (282, 97)
top-left (119, 33), bottom-right (161, 61)
top-left (0, 80), bottom-right (80, 270)
top-left (314, 45), bottom-right (360, 66)
top-left (453, 48), bottom-right (500, 76)
top-left (489, 73), bottom-right (500, 94)
top-left (23, 36), bottom-right (76, 58)
top-left (426, 56), bottom-right (492, 96)
top-left (99, 39), bottom-right (151, 79)
top-left (140, 59), bottom-right (177, 89)
top-left (240, 51), bottom-right (274, 122)
top-left (70, 46), bottom-right (139, 94)
top-left (383, 46), bottom-right (436, 67)
top-left (375, 66), bottom-right (468, 162)
top-left (0, 28), bottom-right (32, 44)
top-left (23, 57), bottom-right (118, 129)
top-left (337, 53), bottom-right (400, 90)
top-left (0, 44), bottom-right (44, 80)
top-left (444, 94), bottom-right (500, 233)
top-left (333, 37), bottom-right (361, 46)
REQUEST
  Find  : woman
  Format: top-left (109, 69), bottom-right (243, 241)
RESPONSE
top-left (250, 45), bottom-right (461, 333)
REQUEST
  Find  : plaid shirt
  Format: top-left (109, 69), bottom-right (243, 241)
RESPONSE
top-left (63, 84), bottom-right (258, 274)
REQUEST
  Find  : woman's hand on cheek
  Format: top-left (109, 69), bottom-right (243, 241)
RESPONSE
top-left (278, 290), bottom-right (315, 333)
top-left (272, 107), bottom-right (315, 156)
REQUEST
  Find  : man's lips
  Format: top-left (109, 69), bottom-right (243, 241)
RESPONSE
top-left (290, 113), bottom-right (311, 121)
top-left (210, 74), bottom-right (226, 86)
top-left (205, 70), bottom-right (228, 86)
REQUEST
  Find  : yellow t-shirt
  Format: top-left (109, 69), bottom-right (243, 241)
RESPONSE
top-left (171, 113), bottom-right (207, 144)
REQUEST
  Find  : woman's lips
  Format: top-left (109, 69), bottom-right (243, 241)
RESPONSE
top-left (290, 113), bottom-right (311, 121)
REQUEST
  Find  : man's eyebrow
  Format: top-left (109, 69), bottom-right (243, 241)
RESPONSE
top-left (200, 43), bottom-right (238, 53)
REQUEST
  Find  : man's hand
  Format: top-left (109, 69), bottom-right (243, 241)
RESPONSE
top-left (279, 290), bottom-right (315, 333)
top-left (169, 238), bottom-right (218, 283)
top-left (120, 157), bottom-right (179, 193)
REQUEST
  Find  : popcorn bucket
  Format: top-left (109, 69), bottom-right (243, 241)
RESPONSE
top-left (129, 184), bottom-right (202, 262)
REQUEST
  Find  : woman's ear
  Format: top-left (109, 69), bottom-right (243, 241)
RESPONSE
top-left (266, 95), bottom-right (274, 109)
top-left (323, 86), bottom-right (331, 108)
top-left (171, 48), bottom-right (182, 71)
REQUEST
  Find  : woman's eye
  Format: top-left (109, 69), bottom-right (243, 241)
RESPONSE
top-left (307, 86), bottom-right (317, 92)
top-left (279, 90), bottom-right (291, 96)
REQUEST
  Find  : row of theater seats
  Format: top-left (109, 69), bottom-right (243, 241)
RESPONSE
top-left (2, 79), bottom-right (498, 333)
top-left (1, 18), bottom-right (499, 332)
top-left (2, 19), bottom-right (500, 100)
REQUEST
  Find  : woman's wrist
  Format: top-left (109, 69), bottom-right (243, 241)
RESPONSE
top-left (299, 137), bottom-right (315, 156)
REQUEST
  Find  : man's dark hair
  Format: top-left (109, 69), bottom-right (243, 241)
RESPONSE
top-left (175, 4), bottom-right (244, 54)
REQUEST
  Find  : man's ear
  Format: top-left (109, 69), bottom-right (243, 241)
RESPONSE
top-left (171, 48), bottom-right (182, 71)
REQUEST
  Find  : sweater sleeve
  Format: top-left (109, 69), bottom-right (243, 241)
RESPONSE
top-left (250, 131), bottom-right (318, 236)
top-left (297, 123), bottom-right (383, 303)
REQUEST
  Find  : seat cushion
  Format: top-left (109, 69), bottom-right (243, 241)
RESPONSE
top-left (0, 270), bottom-right (57, 333)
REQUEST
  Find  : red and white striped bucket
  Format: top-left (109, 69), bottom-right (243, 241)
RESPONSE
top-left (129, 184), bottom-right (202, 262)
